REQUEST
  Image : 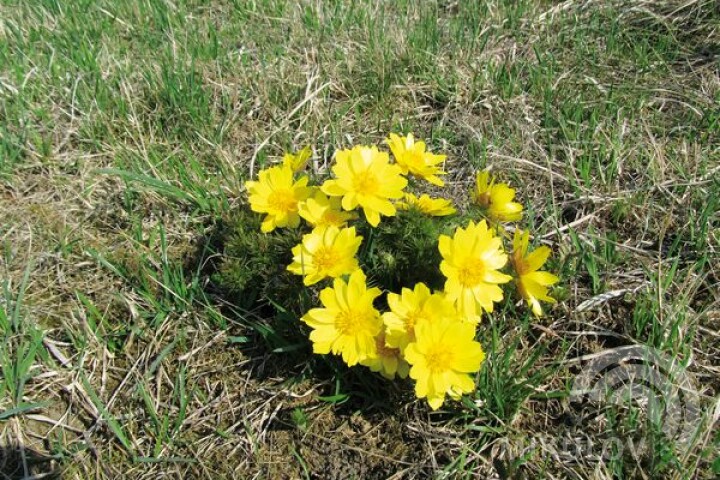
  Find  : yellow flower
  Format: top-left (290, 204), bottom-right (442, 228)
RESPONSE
top-left (282, 146), bottom-right (312, 172)
top-left (386, 133), bottom-right (447, 186)
top-left (511, 229), bottom-right (559, 316)
top-left (404, 317), bottom-right (485, 410)
top-left (439, 220), bottom-right (512, 319)
top-left (298, 191), bottom-right (356, 228)
top-left (287, 226), bottom-right (362, 286)
top-left (245, 165), bottom-right (313, 233)
top-left (321, 146), bottom-right (407, 227)
top-left (383, 283), bottom-right (457, 351)
top-left (301, 270), bottom-right (383, 366)
top-left (360, 330), bottom-right (409, 380)
top-left (473, 171), bottom-right (523, 222)
top-left (397, 193), bottom-right (456, 216)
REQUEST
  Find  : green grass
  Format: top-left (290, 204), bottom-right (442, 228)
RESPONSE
top-left (1, 0), bottom-right (718, 478)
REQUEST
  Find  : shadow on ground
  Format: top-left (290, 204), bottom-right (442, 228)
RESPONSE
top-left (177, 214), bottom-right (443, 478)
top-left (0, 444), bottom-right (59, 480)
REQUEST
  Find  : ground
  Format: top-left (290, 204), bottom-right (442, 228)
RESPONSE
top-left (0, 0), bottom-right (719, 478)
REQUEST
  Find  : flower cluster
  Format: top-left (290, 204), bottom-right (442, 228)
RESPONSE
top-left (244, 135), bottom-right (558, 410)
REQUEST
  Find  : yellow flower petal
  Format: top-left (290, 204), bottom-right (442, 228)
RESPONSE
top-left (439, 220), bottom-right (510, 319)
top-left (287, 226), bottom-right (362, 285)
top-left (301, 270), bottom-right (382, 366)
top-left (383, 283), bottom-right (455, 350)
top-left (322, 146), bottom-right (407, 227)
top-left (245, 165), bottom-right (313, 233)
top-left (282, 146), bottom-right (312, 172)
top-left (398, 193), bottom-right (456, 216)
top-left (299, 191), bottom-right (356, 228)
top-left (473, 171), bottom-right (524, 222)
top-left (511, 229), bottom-right (559, 317)
top-left (360, 330), bottom-right (409, 380)
top-left (386, 133), bottom-right (447, 186)
top-left (405, 315), bottom-right (484, 410)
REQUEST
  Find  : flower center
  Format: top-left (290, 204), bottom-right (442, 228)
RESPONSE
top-left (512, 253), bottom-right (530, 276)
top-left (268, 189), bottom-right (297, 213)
top-left (375, 335), bottom-right (398, 358)
top-left (404, 310), bottom-right (426, 331)
top-left (313, 246), bottom-right (340, 273)
top-left (407, 151), bottom-right (426, 170)
top-left (516, 278), bottom-right (530, 299)
top-left (352, 171), bottom-right (379, 195)
top-left (457, 258), bottom-right (486, 287)
top-left (335, 309), bottom-right (371, 335)
top-left (425, 345), bottom-right (454, 373)
top-left (476, 192), bottom-right (491, 208)
top-left (415, 198), bottom-right (433, 213)
top-left (320, 210), bottom-right (344, 227)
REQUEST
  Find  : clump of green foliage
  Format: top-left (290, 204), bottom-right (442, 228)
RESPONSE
top-left (359, 208), bottom-right (451, 293)
top-left (213, 208), bottom-right (305, 314)
top-left (214, 205), bottom-right (458, 316)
